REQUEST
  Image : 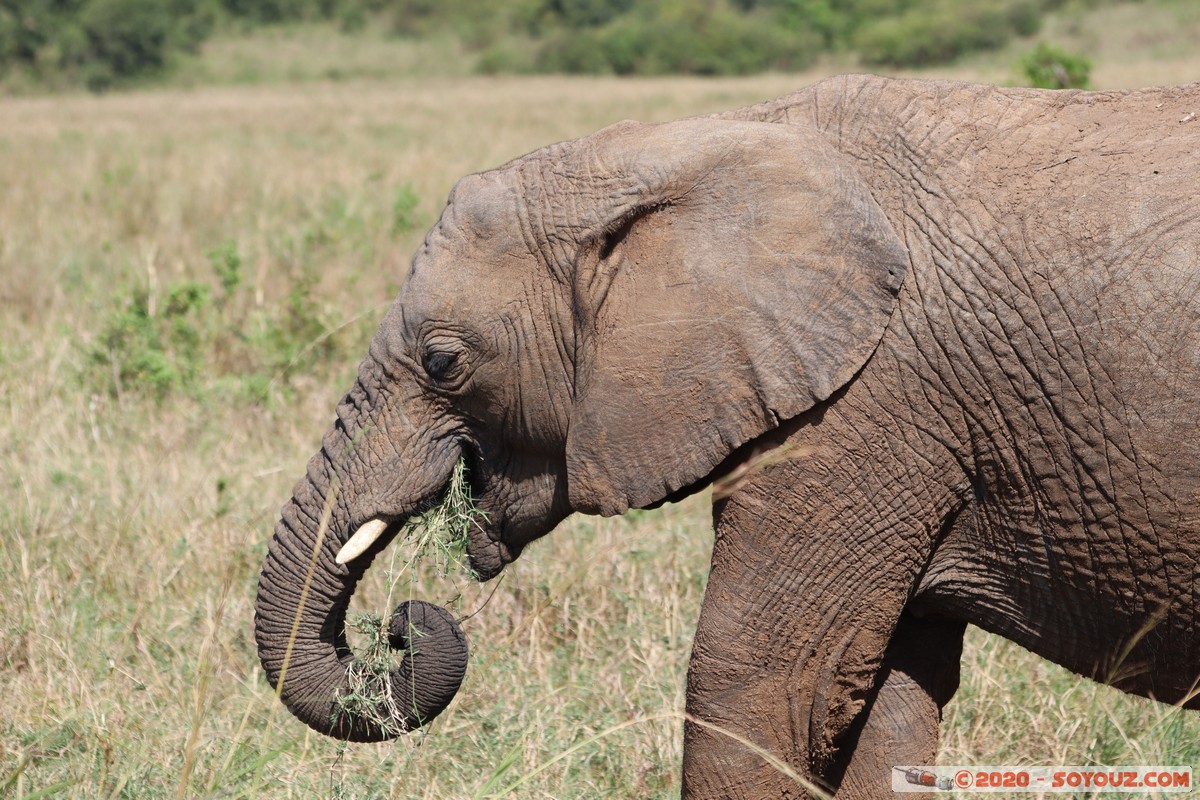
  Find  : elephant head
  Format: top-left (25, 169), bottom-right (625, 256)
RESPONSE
top-left (254, 117), bottom-right (909, 740)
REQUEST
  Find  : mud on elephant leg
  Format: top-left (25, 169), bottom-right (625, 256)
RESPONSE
top-left (831, 614), bottom-right (966, 799)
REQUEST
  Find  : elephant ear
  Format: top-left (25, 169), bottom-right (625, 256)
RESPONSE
top-left (563, 119), bottom-right (909, 515)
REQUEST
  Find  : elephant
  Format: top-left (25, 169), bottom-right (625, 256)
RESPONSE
top-left (254, 74), bottom-right (1200, 798)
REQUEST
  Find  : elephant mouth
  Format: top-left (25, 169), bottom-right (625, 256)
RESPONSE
top-left (336, 448), bottom-right (514, 582)
top-left (459, 449), bottom-right (515, 581)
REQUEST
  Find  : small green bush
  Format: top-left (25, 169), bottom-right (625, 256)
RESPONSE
top-left (208, 240), bottom-right (243, 302)
top-left (90, 281), bottom-right (211, 399)
top-left (1019, 41), bottom-right (1091, 89)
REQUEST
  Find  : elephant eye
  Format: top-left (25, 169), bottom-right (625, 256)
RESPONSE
top-left (422, 348), bottom-right (459, 381)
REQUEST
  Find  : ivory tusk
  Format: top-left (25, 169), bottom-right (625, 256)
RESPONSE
top-left (335, 518), bottom-right (388, 565)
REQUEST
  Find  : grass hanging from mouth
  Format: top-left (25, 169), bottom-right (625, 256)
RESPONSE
top-left (405, 457), bottom-right (486, 580)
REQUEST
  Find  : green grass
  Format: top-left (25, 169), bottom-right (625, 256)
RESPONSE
top-left (337, 611), bottom-right (409, 739)
top-left (402, 458), bottom-right (486, 580)
top-left (3, 11), bottom-right (1200, 797)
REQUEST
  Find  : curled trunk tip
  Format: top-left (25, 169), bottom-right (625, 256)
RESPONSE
top-left (328, 600), bottom-right (469, 741)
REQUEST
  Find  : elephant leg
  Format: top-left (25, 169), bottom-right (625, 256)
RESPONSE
top-left (680, 447), bottom-right (957, 798)
top-left (831, 614), bottom-right (966, 799)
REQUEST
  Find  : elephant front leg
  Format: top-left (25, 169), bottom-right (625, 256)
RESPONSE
top-left (681, 497), bottom-right (941, 798)
top-left (678, 413), bottom-right (966, 800)
top-left (832, 613), bottom-right (966, 799)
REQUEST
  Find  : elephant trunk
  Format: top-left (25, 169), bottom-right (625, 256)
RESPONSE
top-left (254, 453), bottom-right (468, 742)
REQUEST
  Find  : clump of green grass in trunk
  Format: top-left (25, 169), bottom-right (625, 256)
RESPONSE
top-left (334, 611), bottom-right (413, 737)
top-left (334, 458), bottom-right (484, 733)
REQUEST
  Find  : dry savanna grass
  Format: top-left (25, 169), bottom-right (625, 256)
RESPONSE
top-left (4, 6), bottom-right (1200, 798)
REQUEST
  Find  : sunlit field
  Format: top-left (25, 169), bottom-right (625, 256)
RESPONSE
top-left (4, 6), bottom-right (1200, 798)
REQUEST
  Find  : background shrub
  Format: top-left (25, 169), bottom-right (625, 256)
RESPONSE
top-left (77, 0), bottom-right (174, 89)
top-left (1020, 40), bottom-right (1092, 88)
top-left (84, 228), bottom-right (371, 403)
top-left (0, 0), bottom-right (215, 89)
top-left (856, 0), bottom-right (1052, 68)
top-left (537, 0), bottom-right (819, 75)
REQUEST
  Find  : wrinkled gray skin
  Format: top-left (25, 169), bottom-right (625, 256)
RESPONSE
top-left (255, 75), bottom-right (1200, 797)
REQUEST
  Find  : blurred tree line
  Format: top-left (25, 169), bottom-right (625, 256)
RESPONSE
top-left (0, 0), bottom-right (217, 89)
top-left (0, 0), bottom-right (1070, 90)
top-left (477, 0), bottom-right (1060, 75)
